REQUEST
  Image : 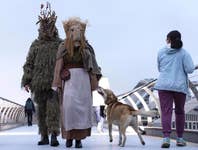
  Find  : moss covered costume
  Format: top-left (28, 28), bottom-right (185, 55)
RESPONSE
top-left (21, 3), bottom-right (62, 147)
top-left (21, 38), bottom-right (62, 142)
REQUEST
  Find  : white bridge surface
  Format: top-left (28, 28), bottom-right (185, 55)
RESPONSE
top-left (0, 125), bottom-right (197, 150)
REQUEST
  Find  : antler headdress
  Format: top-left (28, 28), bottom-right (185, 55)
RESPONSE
top-left (36, 2), bottom-right (58, 39)
top-left (36, 2), bottom-right (57, 25)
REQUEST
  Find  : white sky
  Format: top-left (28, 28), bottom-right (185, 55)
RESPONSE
top-left (0, 0), bottom-right (198, 105)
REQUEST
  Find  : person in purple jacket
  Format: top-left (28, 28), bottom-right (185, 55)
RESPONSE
top-left (154, 30), bottom-right (197, 148)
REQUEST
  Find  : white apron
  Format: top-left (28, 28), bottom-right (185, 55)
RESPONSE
top-left (62, 68), bottom-right (92, 131)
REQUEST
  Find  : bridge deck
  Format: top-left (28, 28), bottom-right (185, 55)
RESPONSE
top-left (0, 125), bottom-right (197, 150)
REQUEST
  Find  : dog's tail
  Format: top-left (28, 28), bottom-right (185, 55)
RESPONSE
top-left (132, 110), bottom-right (159, 117)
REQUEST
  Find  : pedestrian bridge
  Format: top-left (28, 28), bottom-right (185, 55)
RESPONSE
top-left (0, 75), bottom-right (198, 149)
top-left (0, 125), bottom-right (198, 150)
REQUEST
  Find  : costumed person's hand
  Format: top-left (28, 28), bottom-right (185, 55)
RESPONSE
top-left (51, 87), bottom-right (58, 91)
top-left (24, 85), bottom-right (30, 93)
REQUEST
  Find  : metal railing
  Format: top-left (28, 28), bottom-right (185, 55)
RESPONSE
top-left (0, 97), bottom-right (25, 130)
top-left (117, 79), bottom-right (160, 125)
top-left (117, 73), bottom-right (198, 129)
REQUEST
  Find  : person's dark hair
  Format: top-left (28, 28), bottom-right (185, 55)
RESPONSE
top-left (167, 30), bottom-right (183, 49)
top-left (27, 98), bottom-right (31, 101)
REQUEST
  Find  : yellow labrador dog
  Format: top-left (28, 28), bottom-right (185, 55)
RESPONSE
top-left (98, 88), bottom-right (158, 147)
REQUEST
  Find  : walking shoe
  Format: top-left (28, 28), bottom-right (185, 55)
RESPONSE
top-left (38, 135), bottom-right (49, 145)
top-left (50, 133), bottom-right (59, 147)
top-left (75, 140), bottom-right (82, 148)
top-left (66, 139), bottom-right (73, 148)
top-left (161, 137), bottom-right (170, 148)
top-left (176, 138), bottom-right (186, 147)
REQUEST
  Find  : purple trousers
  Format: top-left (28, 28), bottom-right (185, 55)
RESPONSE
top-left (158, 90), bottom-right (186, 138)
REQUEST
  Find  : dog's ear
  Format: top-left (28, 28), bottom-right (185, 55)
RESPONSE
top-left (105, 89), bottom-right (115, 100)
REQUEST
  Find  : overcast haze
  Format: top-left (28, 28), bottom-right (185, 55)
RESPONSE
top-left (0, 0), bottom-right (198, 104)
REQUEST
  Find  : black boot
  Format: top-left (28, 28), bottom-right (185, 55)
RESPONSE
top-left (38, 135), bottom-right (49, 145)
top-left (75, 140), bottom-right (82, 148)
top-left (50, 133), bottom-right (59, 147)
top-left (66, 139), bottom-right (73, 148)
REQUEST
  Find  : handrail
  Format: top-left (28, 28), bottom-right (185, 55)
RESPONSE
top-left (116, 79), bottom-right (158, 125)
top-left (118, 69), bottom-right (198, 100)
top-left (118, 79), bottom-right (157, 100)
top-left (0, 97), bottom-right (24, 107)
top-left (116, 75), bottom-right (198, 126)
top-left (0, 97), bottom-right (25, 130)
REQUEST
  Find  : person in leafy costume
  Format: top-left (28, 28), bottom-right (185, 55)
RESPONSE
top-left (21, 3), bottom-right (62, 147)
